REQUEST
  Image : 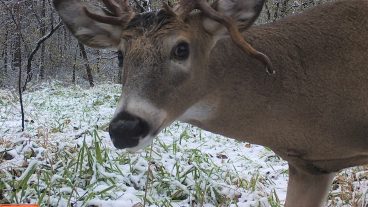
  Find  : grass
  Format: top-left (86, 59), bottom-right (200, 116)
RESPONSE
top-left (0, 81), bottom-right (367, 207)
top-left (328, 165), bottom-right (368, 207)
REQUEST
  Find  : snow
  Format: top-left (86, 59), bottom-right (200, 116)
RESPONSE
top-left (0, 81), bottom-right (367, 207)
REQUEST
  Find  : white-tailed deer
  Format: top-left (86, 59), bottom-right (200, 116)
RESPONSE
top-left (53, 0), bottom-right (368, 206)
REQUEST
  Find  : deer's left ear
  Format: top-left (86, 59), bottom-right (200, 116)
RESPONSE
top-left (202, 0), bottom-right (265, 36)
top-left (54, 0), bottom-right (124, 48)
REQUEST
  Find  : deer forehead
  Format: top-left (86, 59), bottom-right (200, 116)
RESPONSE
top-left (120, 10), bottom-right (190, 40)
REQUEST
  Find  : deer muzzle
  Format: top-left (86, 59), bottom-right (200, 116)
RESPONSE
top-left (109, 111), bottom-right (150, 149)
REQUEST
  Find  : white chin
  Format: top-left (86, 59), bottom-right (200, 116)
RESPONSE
top-left (126, 136), bottom-right (154, 153)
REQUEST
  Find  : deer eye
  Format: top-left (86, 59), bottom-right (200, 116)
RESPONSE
top-left (171, 42), bottom-right (190, 61)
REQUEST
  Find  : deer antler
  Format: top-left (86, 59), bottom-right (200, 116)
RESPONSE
top-left (83, 0), bottom-right (134, 26)
top-left (177, 0), bottom-right (275, 75)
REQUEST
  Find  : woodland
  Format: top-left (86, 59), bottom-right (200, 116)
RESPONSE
top-left (4, 1), bottom-right (365, 207)
top-left (0, 0), bottom-right (330, 89)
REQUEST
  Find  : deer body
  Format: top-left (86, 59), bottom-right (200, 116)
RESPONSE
top-left (183, 0), bottom-right (368, 174)
top-left (54, 0), bottom-right (368, 206)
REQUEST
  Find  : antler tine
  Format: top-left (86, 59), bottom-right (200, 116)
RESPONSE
top-left (120, 0), bottom-right (132, 13)
top-left (196, 0), bottom-right (275, 75)
top-left (175, 0), bottom-right (198, 18)
top-left (102, 0), bottom-right (122, 15)
top-left (162, 2), bottom-right (178, 17)
top-left (83, 0), bottom-right (134, 26)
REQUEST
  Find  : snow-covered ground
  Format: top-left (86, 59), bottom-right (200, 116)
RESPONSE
top-left (0, 82), bottom-right (367, 207)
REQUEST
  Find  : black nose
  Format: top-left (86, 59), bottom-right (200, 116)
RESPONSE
top-left (109, 112), bottom-right (150, 149)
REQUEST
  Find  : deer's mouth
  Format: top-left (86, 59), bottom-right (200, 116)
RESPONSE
top-left (125, 135), bottom-right (155, 153)
top-left (126, 118), bottom-right (170, 152)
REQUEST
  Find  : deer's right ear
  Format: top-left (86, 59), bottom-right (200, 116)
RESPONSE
top-left (54, 0), bottom-right (123, 48)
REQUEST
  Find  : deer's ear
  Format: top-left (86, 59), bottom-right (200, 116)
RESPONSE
top-left (203, 0), bottom-right (265, 36)
top-left (54, 0), bottom-right (123, 48)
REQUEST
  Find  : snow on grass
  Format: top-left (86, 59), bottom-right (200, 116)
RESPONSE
top-left (0, 81), bottom-right (367, 207)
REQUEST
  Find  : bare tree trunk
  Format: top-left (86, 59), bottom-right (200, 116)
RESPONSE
top-left (1, 26), bottom-right (8, 85)
top-left (39, 44), bottom-right (46, 79)
top-left (96, 50), bottom-right (101, 73)
top-left (2, 30), bottom-right (8, 69)
top-left (18, 58), bottom-right (25, 132)
top-left (72, 49), bottom-right (78, 84)
top-left (12, 2), bottom-right (25, 131)
top-left (57, 26), bottom-right (64, 58)
top-left (39, 0), bottom-right (46, 80)
top-left (273, 1), bottom-right (280, 21)
top-left (12, 2), bottom-right (22, 72)
top-left (117, 51), bottom-right (123, 84)
top-left (63, 26), bottom-right (68, 54)
top-left (280, 0), bottom-right (290, 18)
top-left (78, 42), bottom-right (94, 87)
top-left (264, 0), bottom-right (272, 22)
top-left (117, 65), bottom-right (122, 84)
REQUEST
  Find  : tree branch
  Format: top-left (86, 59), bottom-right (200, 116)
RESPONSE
top-left (22, 22), bottom-right (63, 92)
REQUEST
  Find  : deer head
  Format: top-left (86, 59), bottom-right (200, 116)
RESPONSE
top-left (54, 0), bottom-right (268, 151)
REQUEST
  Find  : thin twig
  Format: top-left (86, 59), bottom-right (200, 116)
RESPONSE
top-left (19, 55), bottom-right (24, 132)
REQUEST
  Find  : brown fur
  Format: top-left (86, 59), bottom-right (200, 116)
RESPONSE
top-left (54, 0), bottom-right (368, 206)
top-left (204, 0), bottom-right (368, 174)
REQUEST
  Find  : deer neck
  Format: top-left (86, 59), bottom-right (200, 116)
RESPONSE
top-left (179, 7), bottom-right (368, 152)
top-left (179, 26), bottom-right (282, 144)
